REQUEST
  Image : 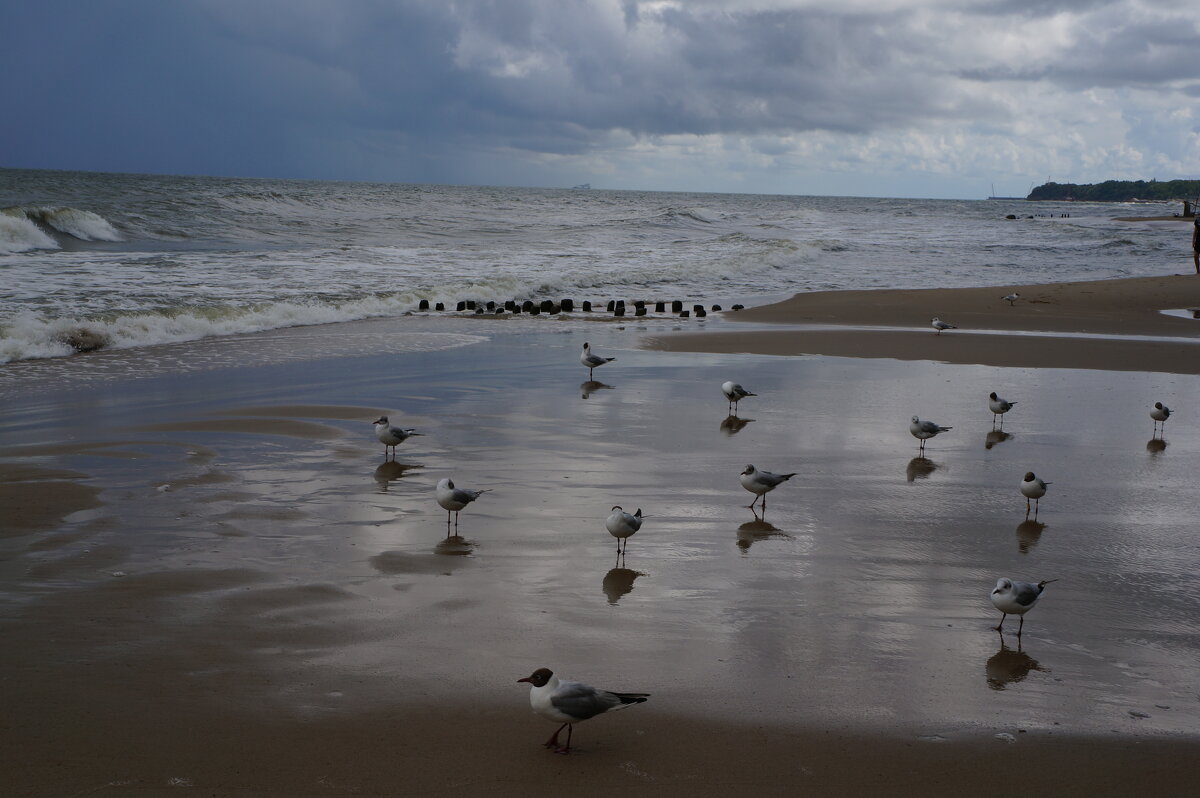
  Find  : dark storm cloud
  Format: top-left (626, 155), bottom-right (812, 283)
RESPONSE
top-left (1, 0), bottom-right (1196, 193)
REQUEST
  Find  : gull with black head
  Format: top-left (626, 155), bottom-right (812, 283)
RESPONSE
top-left (517, 667), bottom-right (649, 754)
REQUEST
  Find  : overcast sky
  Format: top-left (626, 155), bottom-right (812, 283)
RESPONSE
top-left (3, 0), bottom-right (1198, 198)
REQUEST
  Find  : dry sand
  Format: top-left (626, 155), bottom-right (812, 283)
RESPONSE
top-left (647, 275), bottom-right (1200, 373)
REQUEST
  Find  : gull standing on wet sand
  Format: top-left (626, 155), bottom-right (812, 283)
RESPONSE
top-left (435, 477), bottom-right (490, 527)
top-left (988, 392), bottom-right (1017, 424)
top-left (580, 342), bottom-right (615, 379)
top-left (372, 416), bottom-right (422, 459)
top-left (931, 317), bottom-right (957, 334)
top-left (1150, 401), bottom-right (1171, 435)
top-left (739, 464), bottom-right (796, 513)
top-left (910, 416), bottom-right (951, 453)
top-left (721, 381), bottom-right (757, 414)
top-left (1020, 472), bottom-right (1050, 517)
top-left (991, 577), bottom-right (1057, 636)
top-left (1001, 292), bottom-right (1020, 306)
top-left (606, 506), bottom-right (643, 555)
top-left (517, 667), bottom-right (649, 754)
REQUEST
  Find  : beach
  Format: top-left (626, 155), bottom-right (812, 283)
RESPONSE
top-left (649, 275), bottom-right (1200, 373)
top-left (2, 277), bottom-right (1200, 796)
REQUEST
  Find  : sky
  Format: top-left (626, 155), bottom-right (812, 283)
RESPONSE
top-left (2, 0), bottom-right (1198, 199)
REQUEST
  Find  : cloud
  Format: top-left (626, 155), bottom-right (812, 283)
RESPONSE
top-left (2, 0), bottom-right (1197, 197)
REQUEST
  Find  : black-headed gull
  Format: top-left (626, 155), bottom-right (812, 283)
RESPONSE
top-left (1150, 401), bottom-right (1171, 435)
top-left (436, 477), bottom-right (490, 527)
top-left (931, 317), bottom-right (957, 334)
top-left (372, 416), bottom-right (422, 459)
top-left (1000, 292), bottom-right (1020, 306)
top-left (1020, 471), bottom-right (1050, 517)
top-left (605, 506), bottom-right (643, 555)
top-left (721, 381), bottom-right (757, 413)
top-left (580, 342), bottom-right (615, 379)
top-left (910, 416), bottom-right (951, 453)
top-left (739, 464), bottom-right (795, 513)
top-left (517, 667), bottom-right (649, 754)
top-left (988, 392), bottom-right (1017, 424)
top-left (991, 577), bottom-right (1056, 636)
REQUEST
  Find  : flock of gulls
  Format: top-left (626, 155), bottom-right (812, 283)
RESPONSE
top-left (370, 332), bottom-right (1176, 754)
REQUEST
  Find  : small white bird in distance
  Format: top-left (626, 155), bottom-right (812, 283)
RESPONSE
top-left (910, 416), bottom-right (952, 453)
top-left (1001, 292), bottom-right (1020, 306)
top-left (1150, 401), bottom-right (1171, 435)
top-left (991, 577), bottom-right (1057, 636)
top-left (580, 342), bottom-right (616, 379)
top-left (739, 464), bottom-right (796, 513)
top-left (605, 506), bottom-right (643, 554)
top-left (372, 416), bottom-right (422, 459)
top-left (988, 392), bottom-right (1017, 424)
top-left (1020, 472), bottom-right (1050, 517)
top-left (435, 477), bottom-right (490, 526)
top-left (517, 667), bottom-right (649, 755)
top-left (721, 381), bottom-right (757, 414)
top-left (931, 317), bottom-right (957, 334)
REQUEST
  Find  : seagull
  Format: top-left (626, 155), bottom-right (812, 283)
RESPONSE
top-left (1020, 472), bottom-right (1050, 517)
top-left (435, 477), bottom-right (490, 527)
top-left (910, 416), bottom-right (951, 453)
top-left (721, 381), bottom-right (757, 414)
top-left (991, 577), bottom-right (1057, 636)
top-left (581, 342), bottom-right (615, 379)
top-left (988, 392), bottom-right (1017, 424)
top-left (739, 464), bottom-right (796, 513)
top-left (931, 317), bottom-right (957, 335)
top-left (372, 416), bottom-right (422, 459)
top-left (1001, 292), bottom-right (1020, 306)
top-left (517, 667), bottom-right (649, 754)
top-left (1150, 401), bottom-right (1171, 435)
top-left (605, 506), bottom-right (643, 555)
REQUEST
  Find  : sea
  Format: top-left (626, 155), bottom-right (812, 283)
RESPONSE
top-left (1, 167), bottom-right (1190, 365)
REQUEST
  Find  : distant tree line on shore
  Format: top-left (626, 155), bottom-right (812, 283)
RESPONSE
top-left (1028, 179), bottom-right (1200, 202)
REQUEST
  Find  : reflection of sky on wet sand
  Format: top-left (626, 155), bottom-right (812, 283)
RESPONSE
top-left (2, 316), bottom-right (1200, 735)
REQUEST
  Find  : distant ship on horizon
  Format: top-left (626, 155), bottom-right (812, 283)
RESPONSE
top-left (987, 182), bottom-right (1031, 200)
top-left (572, 183), bottom-right (591, 189)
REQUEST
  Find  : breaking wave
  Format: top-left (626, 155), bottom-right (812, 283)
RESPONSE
top-left (0, 206), bottom-right (123, 252)
top-left (0, 294), bottom-right (430, 364)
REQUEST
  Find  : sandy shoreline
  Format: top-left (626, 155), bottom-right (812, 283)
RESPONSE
top-left (647, 275), bottom-right (1200, 373)
top-left (2, 309), bottom-right (1199, 796)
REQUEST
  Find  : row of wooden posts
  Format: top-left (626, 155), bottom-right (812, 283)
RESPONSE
top-left (415, 298), bottom-right (744, 318)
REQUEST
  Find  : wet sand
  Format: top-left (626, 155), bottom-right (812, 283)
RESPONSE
top-left (648, 275), bottom-right (1200, 372)
top-left (2, 309), bottom-right (1199, 795)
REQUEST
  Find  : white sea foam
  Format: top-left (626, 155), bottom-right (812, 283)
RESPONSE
top-left (0, 211), bottom-right (60, 253)
top-left (0, 293), bottom-right (436, 364)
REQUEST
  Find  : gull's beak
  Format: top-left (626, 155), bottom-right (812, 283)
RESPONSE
top-left (517, 676), bottom-right (532, 683)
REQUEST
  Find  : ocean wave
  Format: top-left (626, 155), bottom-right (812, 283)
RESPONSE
top-left (0, 211), bottom-right (60, 254)
top-left (0, 205), bottom-right (123, 249)
top-left (0, 294), bottom-right (433, 364)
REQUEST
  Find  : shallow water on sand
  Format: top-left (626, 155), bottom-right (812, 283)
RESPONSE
top-left (1, 315), bottom-right (1198, 742)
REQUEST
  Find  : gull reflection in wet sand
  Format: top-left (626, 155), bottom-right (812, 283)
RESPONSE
top-left (602, 567), bottom-right (644, 604)
top-left (1146, 437), bottom-right (1167, 455)
top-left (986, 637), bottom-right (1046, 690)
top-left (720, 415), bottom-right (754, 436)
top-left (736, 519), bottom-right (789, 551)
top-left (436, 534), bottom-right (475, 555)
top-left (906, 456), bottom-right (938, 482)
top-left (374, 460), bottom-right (421, 491)
top-left (580, 380), bottom-right (614, 399)
top-left (1015, 519), bottom-right (1046, 554)
top-left (985, 430), bottom-right (1012, 450)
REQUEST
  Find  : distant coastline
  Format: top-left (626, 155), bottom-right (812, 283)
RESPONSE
top-left (1027, 179), bottom-right (1200, 203)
